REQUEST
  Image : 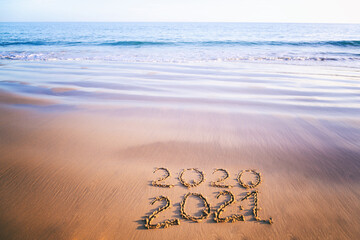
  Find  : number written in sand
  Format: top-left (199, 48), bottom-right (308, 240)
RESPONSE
top-left (180, 192), bottom-right (211, 222)
top-left (152, 167), bottom-right (174, 188)
top-left (240, 190), bottom-right (273, 224)
top-left (179, 168), bottom-right (205, 188)
top-left (145, 196), bottom-right (180, 229)
top-left (214, 190), bottom-right (244, 223)
top-left (211, 168), bottom-right (233, 188)
top-left (237, 169), bottom-right (262, 189)
top-left (144, 167), bottom-right (274, 228)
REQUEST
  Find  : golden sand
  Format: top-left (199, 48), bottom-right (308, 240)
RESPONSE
top-left (0, 105), bottom-right (359, 239)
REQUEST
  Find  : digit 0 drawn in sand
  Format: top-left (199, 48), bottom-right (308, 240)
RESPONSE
top-left (179, 168), bottom-right (205, 188)
top-left (180, 192), bottom-right (211, 222)
top-left (237, 169), bottom-right (262, 189)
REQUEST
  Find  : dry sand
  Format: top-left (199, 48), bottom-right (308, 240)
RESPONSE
top-left (0, 105), bottom-right (359, 240)
top-left (0, 61), bottom-right (359, 239)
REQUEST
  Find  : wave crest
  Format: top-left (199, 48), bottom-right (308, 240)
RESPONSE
top-left (1, 40), bottom-right (360, 47)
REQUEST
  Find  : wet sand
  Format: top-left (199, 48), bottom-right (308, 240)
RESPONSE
top-left (0, 61), bottom-right (359, 239)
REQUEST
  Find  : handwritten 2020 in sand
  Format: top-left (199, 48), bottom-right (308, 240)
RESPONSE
top-left (144, 168), bottom-right (273, 229)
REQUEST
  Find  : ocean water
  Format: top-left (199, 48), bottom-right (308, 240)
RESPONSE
top-left (1, 22), bottom-right (360, 65)
top-left (1, 22), bottom-right (359, 120)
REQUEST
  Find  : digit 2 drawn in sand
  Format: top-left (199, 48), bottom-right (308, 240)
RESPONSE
top-left (152, 167), bottom-right (174, 188)
top-left (210, 168), bottom-right (233, 188)
top-left (144, 196), bottom-right (180, 229)
top-left (214, 190), bottom-right (244, 223)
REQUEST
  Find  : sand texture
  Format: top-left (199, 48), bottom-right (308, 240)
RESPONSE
top-left (0, 61), bottom-right (359, 239)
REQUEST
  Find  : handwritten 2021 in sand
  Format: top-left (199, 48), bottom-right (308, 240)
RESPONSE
top-left (144, 168), bottom-right (273, 229)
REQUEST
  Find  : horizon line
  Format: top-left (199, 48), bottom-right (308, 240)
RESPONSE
top-left (1, 21), bottom-right (360, 24)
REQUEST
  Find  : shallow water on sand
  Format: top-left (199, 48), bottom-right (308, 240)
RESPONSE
top-left (1, 61), bottom-right (359, 119)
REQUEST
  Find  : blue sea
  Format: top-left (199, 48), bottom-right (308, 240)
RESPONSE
top-left (1, 22), bottom-right (360, 65)
top-left (0, 22), bottom-right (359, 119)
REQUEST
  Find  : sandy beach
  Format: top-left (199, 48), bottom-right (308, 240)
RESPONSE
top-left (0, 61), bottom-right (359, 240)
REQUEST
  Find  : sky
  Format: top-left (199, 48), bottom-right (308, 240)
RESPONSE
top-left (0, 0), bottom-right (360, 23)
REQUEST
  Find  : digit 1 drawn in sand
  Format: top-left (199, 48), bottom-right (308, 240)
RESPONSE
top-left (240, 190), bottom-right (273, 224)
